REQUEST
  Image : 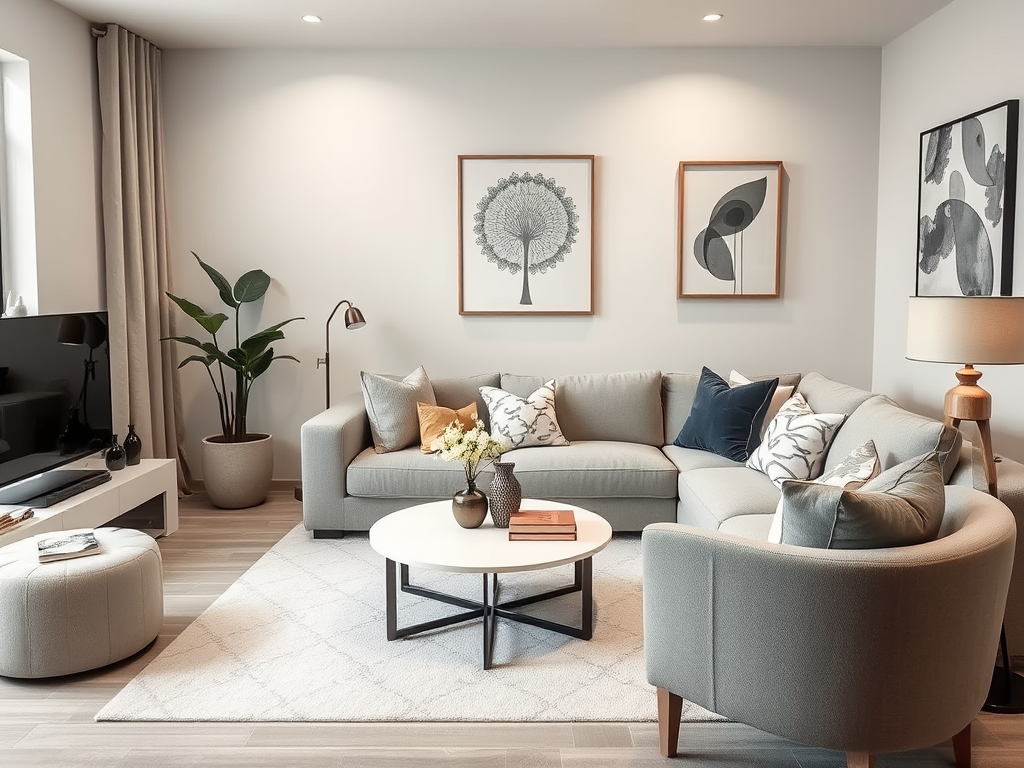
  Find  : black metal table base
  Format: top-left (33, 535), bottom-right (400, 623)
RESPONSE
top-left (385, 557), bottom-right (593, 669)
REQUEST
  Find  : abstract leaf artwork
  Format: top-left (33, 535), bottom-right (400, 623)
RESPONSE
top-left (678, 162), bottom-right (783, 299)
top-left (459, 156), bottom-right (594, 315)
top-left (917, 101), bottom-right (1019, 297)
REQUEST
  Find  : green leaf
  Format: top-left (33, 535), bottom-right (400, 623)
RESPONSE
top-left (162, 334), bottom-right (210, 352)
top-left (234, 270), bottom-right (271, 304)
top-left (193, 252), bottom-right (237, 309)
top-left (176, 354), bottom-right (214, 370)
top-left (166, 293), bottom-right (228, 335)
top-left (249, 349), bottom-right (275, 378)
top-left (241, 330), bottom-right (285, 358)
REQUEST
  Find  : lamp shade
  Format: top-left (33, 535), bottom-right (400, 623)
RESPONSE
top-left (56, 315), bottom-right (86, 345)
top-left (906, 296), bottom-right (1024, 365)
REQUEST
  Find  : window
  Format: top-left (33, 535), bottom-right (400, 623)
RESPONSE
top-left (0, 48), bottom-right (36, 312)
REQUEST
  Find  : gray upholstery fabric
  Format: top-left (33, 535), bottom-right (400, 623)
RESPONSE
top-left (359, 365), bottom-right (435, 453)
top-left (661, 444), bottom-right (743, 473)
top-left (0, 528), bottom-right (163, 678)
top-left (502, 441), bottom-right (678, 499)
top-left (300, 393), bottom-right (369, 531)
top-left (431, 373), bottom-right (500, 431)
top-left (498, 373), bottom-right (546, 399)
top-left (718, 513), bottom-right (774, 540)
top-left (795, 371), bottom-right (874, 416)
top-left (826, 394), bottom-right (962, 482)
top-left (781, 452), bottom-right (946, 549)
top-left (347, 446), bottom-right (491, 498)
top-left (642, 485), bottom-right (1015, 754)
top-left (676, 466), bottom-right (781, 529)
top-left (554, 370), bottom-right (664, 446)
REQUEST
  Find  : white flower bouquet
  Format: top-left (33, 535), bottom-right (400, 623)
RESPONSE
top-left (435, 416), bottom-right (506, 487)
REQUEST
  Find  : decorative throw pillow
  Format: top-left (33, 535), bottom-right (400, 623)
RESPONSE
top-left (417, 402), bottom-right (477, 454)
top-left (479, 380), bottom-right (569, 449)
top-left (746, 393), bottom-right (847, 488)
top-left (779, 452), bottom-right (945, 549)
top-left (674, 367), bottom-right (778, 462)
top-left (360, 365), bottom-right (436, 454)
top-left (729, 370), bottom-right (795, 439)
top-left (767, 440), bottom-right (880, 544)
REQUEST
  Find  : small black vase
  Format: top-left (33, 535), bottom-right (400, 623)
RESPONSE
top-left (452, 481), bottom-right (488, 529)
top-left (123, 424), bottom-right (142, 466)
top-left (105, 435), bottom-right (126, 471)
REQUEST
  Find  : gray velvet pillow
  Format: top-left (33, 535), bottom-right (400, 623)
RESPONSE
top-left (780, 452), bottom-right (944, 549)
top-left (360, 365), bottom-right (435, 454)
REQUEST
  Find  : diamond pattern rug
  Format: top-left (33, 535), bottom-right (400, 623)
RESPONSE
top-left (96, 526), bottom-right (723, 722)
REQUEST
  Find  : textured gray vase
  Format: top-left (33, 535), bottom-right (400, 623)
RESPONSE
top-left (202, 433), bottom-right (273, 509)
top-left (488, 462), bottom-right (521, 528)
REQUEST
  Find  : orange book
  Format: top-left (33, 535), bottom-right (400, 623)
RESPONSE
top-left (508, 509), bottom-right (576, 533)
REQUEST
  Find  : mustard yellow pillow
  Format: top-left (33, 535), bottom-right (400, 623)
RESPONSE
top-left (417, 402), bottom-right (478, 453)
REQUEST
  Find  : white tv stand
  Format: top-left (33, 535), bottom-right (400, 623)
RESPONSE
top-left (0, 457), bottom-right (178, 548)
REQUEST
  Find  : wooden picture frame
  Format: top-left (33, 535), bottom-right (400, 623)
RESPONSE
top-left (677, 161), bottom-right (783, 299)
top-left (458, 155), bottom-right (594, 315)
top-left (916, 100), bottom-right (1019, 297)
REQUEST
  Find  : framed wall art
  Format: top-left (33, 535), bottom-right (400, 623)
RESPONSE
top-left (677, 161), bottom-right (783, 299)
top-left (917, 100), bottom-right (1019, 297)
top-left (458, 155), bottom-right (594, 315)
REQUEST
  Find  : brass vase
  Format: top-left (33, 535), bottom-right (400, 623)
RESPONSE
top-left (452, 481), bottom-right (488, 529)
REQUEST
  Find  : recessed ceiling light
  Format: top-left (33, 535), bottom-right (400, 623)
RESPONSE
top-left (703, 13), bottom-right (724, 22)
top-left (301, 15), bottom-right (322, 24)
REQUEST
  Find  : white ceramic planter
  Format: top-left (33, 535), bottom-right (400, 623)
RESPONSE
top-left (201, 433), bottom-right (273, 509)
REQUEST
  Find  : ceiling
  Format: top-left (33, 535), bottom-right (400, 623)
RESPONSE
top-left (50, 0), bottom-right (954, 50)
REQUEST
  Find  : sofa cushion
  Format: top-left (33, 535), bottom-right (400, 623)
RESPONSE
top-left (794, 372), bottom-right (874, 416)
top-left (417, 402), bottom-right (477, 453)
top-left (360, 365), bottom-right (436, 454)
top-left (729, 370), bottom-right (795, 439)
top-left (824, 394), bottom-right (962, 483)
top-left (674, 367), bottom-right (778, 462)
top-left (780, 452), bottom-right (945, 549)
top-left (502, 441), bottom-right (678, 499)
top-left (499, 373), bottom-right (546, 399)
top-left (554, 370), bottom-right (664, 446)
top-left (677, 466), bottom-right (782, 529)
top-left (661, 444), bottom-right (743, 473)
top-left (480, 380), bottom-right (569, 449)
top-left (718, 513), bottom-right (775, 541)
top-left (746, 393), bottom-right (847, 488)
top-left (347, 446), bottom-right (483, 498)
top-left (431, 373), bottom-right (500, 431)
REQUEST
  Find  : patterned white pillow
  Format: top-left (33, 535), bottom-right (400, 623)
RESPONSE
top-left (767, 440), bottom-right (880, 543)
top-left (747, 393), bottom-right (847, 489)
top-left (479, 380), bottom-right (569, 449)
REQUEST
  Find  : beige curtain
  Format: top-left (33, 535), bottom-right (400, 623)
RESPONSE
top-left (96, 24), bottom-right (193, 494)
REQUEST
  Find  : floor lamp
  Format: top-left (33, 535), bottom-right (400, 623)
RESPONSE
top-left (294, 299), bottom-right (367, 502)
top-left (907, 295), bottom-right (1024, 713)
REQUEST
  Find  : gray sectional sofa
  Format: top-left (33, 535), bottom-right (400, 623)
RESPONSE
top-left (299, 368), bottom-right (1024, 653)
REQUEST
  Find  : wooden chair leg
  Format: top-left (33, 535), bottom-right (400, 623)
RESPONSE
top-left (658, 687), bottom-right (683, 758)
top-left (846, 753), bottom-right (875, 768)
top-left (952, 722), bottom-right (971, 768)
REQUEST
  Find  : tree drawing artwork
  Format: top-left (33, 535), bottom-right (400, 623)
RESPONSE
top-left (919, 115), bottom-right (1007, 296)
top-left (473, 172), bottom-right (580, 305)
top-left (693, 177), bottom-right (767, 294)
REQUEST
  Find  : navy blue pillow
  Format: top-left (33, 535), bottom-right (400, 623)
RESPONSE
top-left (674, 367), bottom-right (779, 462)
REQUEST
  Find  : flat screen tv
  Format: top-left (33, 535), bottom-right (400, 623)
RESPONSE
top-left (0, 312), bottom-right (112, 501)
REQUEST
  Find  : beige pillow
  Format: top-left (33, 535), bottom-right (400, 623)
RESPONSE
top-left (360, 365), bottom-right (435, 453)
top-left (729, 369), bottom-right (794, 439)
top-left (417, 402), bottom-right (477, 453)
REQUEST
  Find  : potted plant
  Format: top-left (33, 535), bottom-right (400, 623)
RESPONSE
top-left (164, 252), bottom-right (303, 508)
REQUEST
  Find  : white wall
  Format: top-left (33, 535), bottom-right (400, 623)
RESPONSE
top-left (875, 0), bottom-right (1024, 462)
top-left (0, 0), bottom-right (103, 314)
top-left (162, 46), bottom-right (882, 481)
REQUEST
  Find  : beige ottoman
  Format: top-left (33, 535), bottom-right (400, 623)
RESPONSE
top-left (0, 527), bottom-right (163, 678)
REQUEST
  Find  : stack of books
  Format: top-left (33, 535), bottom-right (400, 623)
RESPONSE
top-left (36, 529), bottom-right (100, 563)
top-left (0, 507), bottom-right (34, 535)
top-left (508, 509), bottom-right (577, 541)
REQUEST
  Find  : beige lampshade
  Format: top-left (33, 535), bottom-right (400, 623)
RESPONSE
top-left (906, 296), bottom-right (1024, 365)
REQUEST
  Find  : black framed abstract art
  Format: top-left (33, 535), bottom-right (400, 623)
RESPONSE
top-left (678, 161), bottom-right (783, 299)
top-left (917, 100), bottom-right (1019, 296)
top-left (458, 155), bottom-right (594, 315)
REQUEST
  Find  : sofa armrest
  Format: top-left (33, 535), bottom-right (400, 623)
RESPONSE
top-left (300, 392), bottom-right (370, 532)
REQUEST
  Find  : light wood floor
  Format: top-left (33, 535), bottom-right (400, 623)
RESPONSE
top-left (1, 490), bottom-right (1022, 767)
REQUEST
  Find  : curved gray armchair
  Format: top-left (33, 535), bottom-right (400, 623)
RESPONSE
top-left (642, 485), bottom-right (1016, 768)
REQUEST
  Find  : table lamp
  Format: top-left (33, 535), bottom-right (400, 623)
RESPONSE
top-left (906, 295), bottom-right (1024, 713)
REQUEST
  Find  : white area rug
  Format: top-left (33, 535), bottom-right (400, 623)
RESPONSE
top-left (97, 526), bottom-right (722, 723)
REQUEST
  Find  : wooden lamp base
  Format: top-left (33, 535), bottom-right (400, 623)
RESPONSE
top-left (943, 365), bottom-right (997, 496)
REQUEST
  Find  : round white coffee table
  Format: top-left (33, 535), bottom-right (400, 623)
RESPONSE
top-left (369, 499), bottom-right (612, 669)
